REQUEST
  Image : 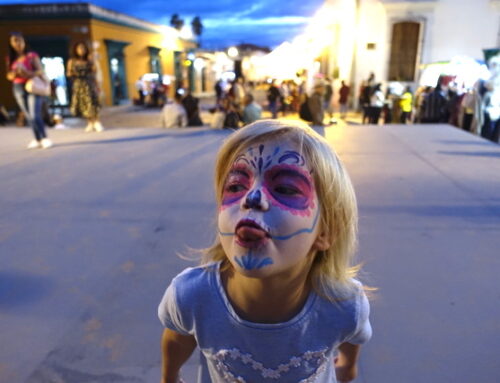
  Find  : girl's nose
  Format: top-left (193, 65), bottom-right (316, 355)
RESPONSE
top-left (242, 188), bottom-right (269, 211)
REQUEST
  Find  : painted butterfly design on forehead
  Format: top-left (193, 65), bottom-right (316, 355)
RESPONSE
top-left (234, 144), bottom-right (307, 175)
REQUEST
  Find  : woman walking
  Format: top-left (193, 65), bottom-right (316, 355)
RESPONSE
top-left (6, 32), bottom-right (52, 149)
top-left (66, 41), bottom-right (103, 132)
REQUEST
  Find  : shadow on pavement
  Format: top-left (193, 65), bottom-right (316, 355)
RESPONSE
top-left (54, 129), bottom-right (232, 148)
top-left (0, 271), bottom-right (54, 308)
top-left (436, 139), bottom-right (497, 146)
top-left (360, 204), bottom-right (500, 221)
top-left (438, 150), bottom-right (500, 157)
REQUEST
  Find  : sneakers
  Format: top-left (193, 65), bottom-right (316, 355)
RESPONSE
top-left (93, 121), bottom-right (104, 132)
top-left (85, 121), bottom-right (104, 132)
top-left (27, 140), bottom-right (41, 149)
top-left (40, 138), bottom-right (53, 149)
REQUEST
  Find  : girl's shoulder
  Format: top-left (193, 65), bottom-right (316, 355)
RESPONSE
top-left (170, 262), bottom-right (219, 295)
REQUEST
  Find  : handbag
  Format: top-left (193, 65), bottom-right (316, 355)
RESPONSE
top-left (25, 76), bottom-right (51, 97)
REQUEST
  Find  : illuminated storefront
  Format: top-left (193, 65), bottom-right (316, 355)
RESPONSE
top-left (0, 3), bottom-right (196, 109)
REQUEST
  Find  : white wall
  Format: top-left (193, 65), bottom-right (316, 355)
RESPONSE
top-left (430, 0), bottom-right (499, 62)
top-left (356, 0), bottom-right (388, 84)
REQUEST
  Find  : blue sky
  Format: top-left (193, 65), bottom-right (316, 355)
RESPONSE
top-left (1, 0), bottom-right (325, 49)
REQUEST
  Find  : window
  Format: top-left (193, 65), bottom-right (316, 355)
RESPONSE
top-left (388, 22), bottom-right (420, 81)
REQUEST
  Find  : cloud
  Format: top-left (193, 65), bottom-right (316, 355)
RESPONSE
top-left (7, 0), bottom-right (323, 48)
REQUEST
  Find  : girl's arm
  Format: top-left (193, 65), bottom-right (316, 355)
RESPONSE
top-left (161, 328), bottom-right (197, 383)
top-left (334, 342), bottom-right (361, 382)
top-left (66, 59), bottom-right (73, 78)
top-left (30, 54), bottom-right (44, 78)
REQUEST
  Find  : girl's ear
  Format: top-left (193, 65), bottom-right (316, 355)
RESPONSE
top-left (312, 230), bottom-right (331, 251)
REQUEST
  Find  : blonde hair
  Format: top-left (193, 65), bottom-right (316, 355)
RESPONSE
top-left (202, 119), bottom-right (360, 300)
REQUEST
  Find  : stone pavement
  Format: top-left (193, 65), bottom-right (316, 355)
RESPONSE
top-left (1, 115), bottom-right (499, 382)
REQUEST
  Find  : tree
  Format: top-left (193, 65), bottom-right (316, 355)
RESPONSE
top-left (191, 16), bottom-right (203, 37)
top-left (170, 14), bottom-right (184, 30)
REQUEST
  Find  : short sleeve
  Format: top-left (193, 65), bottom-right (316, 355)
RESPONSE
top-left (157, 279), bottom-right (191, 336)
top-left (345, 289), bottom-right (372, 345)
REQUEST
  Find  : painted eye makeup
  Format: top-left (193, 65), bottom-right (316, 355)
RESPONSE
top-left (264, 165), bottom-right (314, 211)
top-left (221, 166), bottom-right (252, 206)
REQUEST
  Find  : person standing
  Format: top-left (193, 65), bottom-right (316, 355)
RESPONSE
top-left (6, 32), bottom-right (52, 149)
top-left (339, 80), bottom-right (350, 119)
top-left (399, 86), bottom-right (413, 124)
top-left (420, 79), bottom-right (449, 124)
top-left (267, 80), bottom-right (281, 119)
top-left (214, 79), bottom-right (224, 104)
top-left (369, 83), bottom-right (385, 124)
top-left (323, 77), bottom-right (334, 122)
top-left (308, 82), bottom-right (326, 126)
top-left (66, 41), bottom-right (103, 132)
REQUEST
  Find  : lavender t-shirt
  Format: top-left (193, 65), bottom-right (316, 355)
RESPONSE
top-left (158, 262), bottom-right (371, 383)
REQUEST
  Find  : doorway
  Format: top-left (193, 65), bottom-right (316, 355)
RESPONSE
top-left (105, 40), bottom-right (130, 105)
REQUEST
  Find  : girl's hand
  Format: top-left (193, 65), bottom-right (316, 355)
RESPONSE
top-left (335, 363), bottom-right (358, 382)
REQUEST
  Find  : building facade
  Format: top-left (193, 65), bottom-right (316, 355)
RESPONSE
top-left (0, 3), bottom-right (196, 109)
top-left (322, 0), bottom-right (500, 103)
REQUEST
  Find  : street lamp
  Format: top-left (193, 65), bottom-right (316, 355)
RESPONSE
top-left (228, 46), bottom-right (239, 58)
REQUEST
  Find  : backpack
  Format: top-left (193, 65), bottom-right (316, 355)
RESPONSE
top-left (299, 97), bottom-right (313, 122)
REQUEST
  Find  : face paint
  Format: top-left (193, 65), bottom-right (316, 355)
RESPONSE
top-left (263, 164), bottom-right (315, 216)
top-left (218, 139), bottom-right (322, 277)
top-left (234, 249), bottom-right (273, 270)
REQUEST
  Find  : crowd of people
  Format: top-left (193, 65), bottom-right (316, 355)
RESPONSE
top-left (6, 31), bottom-right (500, 146)
top-left (357, 69), bottom-right (500, 143)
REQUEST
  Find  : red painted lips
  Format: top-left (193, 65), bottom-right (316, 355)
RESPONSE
top-left (235, 219), bottom-right (270, 248)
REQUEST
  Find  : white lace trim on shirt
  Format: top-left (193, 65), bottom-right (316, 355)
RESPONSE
top-left (209, 347), bottom-right (329, 382)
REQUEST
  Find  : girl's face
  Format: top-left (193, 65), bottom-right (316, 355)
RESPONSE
top-left (76, 43), bottom-right (88, 58)
top-left (10, 35), bottom-right (25, 54)
top-left (218, 138), bottom-right (327, 278)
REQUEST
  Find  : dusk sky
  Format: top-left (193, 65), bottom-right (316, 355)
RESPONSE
top-left (1, 0), bottom-right (325, 49)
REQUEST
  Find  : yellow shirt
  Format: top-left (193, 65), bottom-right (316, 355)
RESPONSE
top-left (400, 92), bottom-right (413, 112)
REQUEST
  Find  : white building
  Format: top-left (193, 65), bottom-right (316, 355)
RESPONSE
top-left (322, 0), bottom-right (500, 103)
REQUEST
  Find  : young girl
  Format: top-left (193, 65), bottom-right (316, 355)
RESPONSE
top-left (158, 120), bottom-right (372, 383)
top-left (66, 41), bottom-right (103, 132)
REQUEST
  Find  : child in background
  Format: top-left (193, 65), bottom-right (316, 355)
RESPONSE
top-left (158, 119), bottom-right (372, 383)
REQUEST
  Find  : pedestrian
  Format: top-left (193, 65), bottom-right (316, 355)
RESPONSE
top-left (339, 80), bottom-right (350, 119)
top-left (182, 91), bottom-right (203, 126)
top-left (369, 83), bottom-right (384, 124)
top-left (135, 76), bottom-right (145, 105)
top-left (461, 88), bottom-right (475, 132)
top-left (6, 32), bottom-right (52, 149)
top-left (160, 92), bottom-right (187, 128)
top-left (267, 80), bottom-right (281, 119)
top-left (308, 82), bottom-right (326, 126)
top-left (66, 41), bottom-right (103, 132)
top-left (158, 119), bottom-right (372, 383)
top-left (420, 78), bottom-right (449, 123)
top-left (215, 79), bottom-right (224, 104)
top-left (223, 100), bottom-right (241, 129)
top-left (399, 86), bottom-right (413, 124)
top-left (324, 77), bottom-right (334, 122)
top-left (242, 93), bottom-right (262, 125)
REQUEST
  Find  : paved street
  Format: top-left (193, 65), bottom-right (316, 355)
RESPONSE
top-left (1, 114), bottom-right (500, 382)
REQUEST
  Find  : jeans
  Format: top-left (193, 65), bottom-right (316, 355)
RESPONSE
top-left (13, 83), bottom-right (46, 141)
top-left (269, 101), bottom-right (278, 119)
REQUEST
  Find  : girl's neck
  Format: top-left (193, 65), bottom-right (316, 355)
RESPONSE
top-left (221, 262), bottom-right (314, 324)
